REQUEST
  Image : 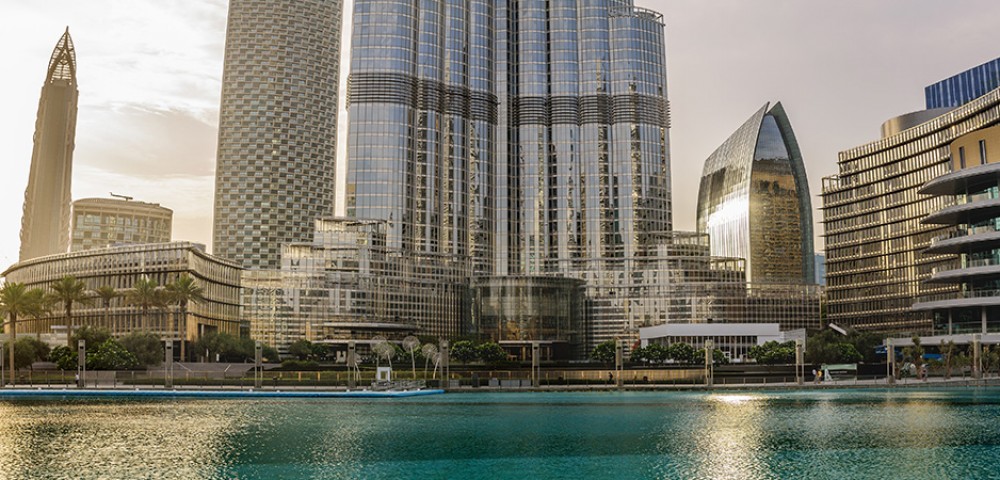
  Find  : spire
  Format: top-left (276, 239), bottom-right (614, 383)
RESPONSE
top-left (46, 27), bottom-right (76, 84)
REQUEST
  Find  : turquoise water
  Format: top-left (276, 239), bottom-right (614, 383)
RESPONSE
top-left (1, 388), bottom-right (999, 479)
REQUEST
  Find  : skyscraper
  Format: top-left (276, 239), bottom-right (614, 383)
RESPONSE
top-left (213, 0), bottom-right (342, 270)
top-left (345, 1), bottom-right (671, 277)
top-left (697, 102), bottom-right (814, 284)
top-left (19, 28), bottom-right (78, 262)
top-left (925, 57), bottom-right (1000, 109)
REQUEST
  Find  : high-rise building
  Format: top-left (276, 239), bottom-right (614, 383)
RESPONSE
top-left (71, 197), bottom-right (173, 251)
top-left (697, 102), bottom-right (814, 284)
top-left (823, 88), bottom-right (1000, 333)
top-left (345, 1), bottom-right (671, 277)
top-left (925, 57), bottom-right (1000, 109)
top-left (213, 0), bottom-right (343, 270)
top-left (343, 1), bottom-right (819, 353)
top-left (914, 122), bottom-right (1000, 334)
top-left (345, 0), bottom-right (673, 351)
top-left (19, 29), bottom-right (78, 261)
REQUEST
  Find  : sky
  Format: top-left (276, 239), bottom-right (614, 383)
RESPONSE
top-left (1, 0), bottom-right (999, 269)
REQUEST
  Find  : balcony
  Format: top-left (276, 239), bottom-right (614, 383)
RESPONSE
top-left (912, 288), bottom-right (1000, 311)
top-left (922, 198), bottom-right (1000, 225)
top-left (927, 257), bottom-right (1000, 284)
top-left (926, 226), bottom-right (1000, 254)
top-left (920, 162), bottom-right (1000, 196)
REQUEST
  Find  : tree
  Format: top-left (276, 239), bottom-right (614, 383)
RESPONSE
top-left (49, 275), bottom-right (92, 348)
top-left (630, 345), bottom-right (650, 365)
top-left (591, 340), bottom-right (617, 364)
top-left (50, 345), bottom-right (77, 370)
top-left (402, 335), bottom-right (421, 377)
top-left (89, 338), bottom-right (139, 370)
top-left (72, 326), bottom-right (112, 350)
top-left (666, 343), bottom-right (696, 364)
top-left (0, 282), bottom-right (47, 384)
top-left (165, 275), bottom-right (204, 362)
top-left (261, 344), bottom-right (280, 363)
top-left (3, 337), bottom-right (50, 371)
top-left (120, 332), bottom-right (164, 367)
top-left (748, 341), bottom-right (796, 365)
top-left (695, 348), bottom-right (729, 365)
top-left (477, 342), bottom-right (507, 366)
top-left (646, 344), bottom-right (669, 364)
top-left (93, 285), bottom-right (119, 333)
top-left (288, 339), bottom-right (314, 361)
top-left (941, 340), bottom-right (956, 379)
top-left (450, 340), bottom-right (478, 364)
top-left (127, 277), bottom-right (163, 333)
top-left (903, 336), bottom-right (925, 369)
top-left (832, 343), bottom-right (863, 364)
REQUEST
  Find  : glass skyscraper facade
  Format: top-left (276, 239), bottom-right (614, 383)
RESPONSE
top-left (344, 1), bottom-right (818, 354)
top-left (925, 57), bottom-right (1000, 110)
top-left (697, 102), bottom-right (815, 284)
top-left (213, 0), bottom-right (342, 270)
top-left (19, 29), bottom-right (78, 262)
top-left (346, 0), bottom-right (670, 278)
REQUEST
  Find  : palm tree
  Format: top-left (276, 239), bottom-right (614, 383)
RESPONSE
top-left (166, 275), bottom-right (204, 362)
top-left (127, 277), bottom-right (163, 334)
top-left (49, 275), bottom-right (92, 347)
top-left (0, 282), bottom-right (46, 385)
top-left (93, 286), bottom-right (119, 334)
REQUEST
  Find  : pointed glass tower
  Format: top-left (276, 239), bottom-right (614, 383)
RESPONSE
top-left (19, 28), bottom-right (78, 261)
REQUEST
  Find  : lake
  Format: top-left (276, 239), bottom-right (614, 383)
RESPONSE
top-left (0, 388), bottom-right (997, 479)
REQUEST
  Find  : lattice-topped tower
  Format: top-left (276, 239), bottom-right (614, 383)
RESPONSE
top-left (19, 28), bottom-right (78, 261)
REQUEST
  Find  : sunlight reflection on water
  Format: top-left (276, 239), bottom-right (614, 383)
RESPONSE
top-left (0, 390), bottom-right (998, 479)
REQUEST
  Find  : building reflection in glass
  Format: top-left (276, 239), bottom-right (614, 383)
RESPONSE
top-left (698, 102), bottom-right (814, 285)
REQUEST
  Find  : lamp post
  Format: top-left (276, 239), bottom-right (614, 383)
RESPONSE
top-left (795, 339), bottom-right (804, 385)
top-left (77, 339), bottom-right (86, 388)
top-left (704, 339), bottom-right (714, 387)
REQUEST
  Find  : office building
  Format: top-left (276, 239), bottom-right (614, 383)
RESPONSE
top-left (697, 102), bottom-right (814, 284)
top-left (915, 122), bottom-right (1000, 333)
top-left (71, 197), bottom-right (172, 251)
top-left (213, 0), bottom-right (343, 270)
top-left (2, 242), bottom-right (244, 348)
top-left (925, 57), bottom-right (1000, 110)
top-left (19, 29), bottom-right (78, 261)
top-left (823, 87), bottom-right (1000, 333)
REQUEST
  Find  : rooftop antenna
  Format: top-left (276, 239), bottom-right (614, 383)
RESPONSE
top-left (109, 192), bottom-right (133, 201)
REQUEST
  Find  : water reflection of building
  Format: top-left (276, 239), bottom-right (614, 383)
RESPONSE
top-left (242, 219), bottom-right (470, 356)
top-left (71, 197), bottom-right (172, 252)
top-left (2, 242), bottom-right (244, 347)
top-left (698, 102), bottom-right (814, 284)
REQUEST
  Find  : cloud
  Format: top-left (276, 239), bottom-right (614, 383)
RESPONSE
top-left (77, 105), bottom-right (218, 178)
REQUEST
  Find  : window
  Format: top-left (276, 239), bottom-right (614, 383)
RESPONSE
top-left (980, 140), bottom-right (988, 165)
top-left (959, 146), bottom-right (966, 169)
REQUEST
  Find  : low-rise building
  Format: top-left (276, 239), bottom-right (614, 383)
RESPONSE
top-left (71, 197), bottom-right (172, 252)
top-left (2, 242), bottom-right (243, 351)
